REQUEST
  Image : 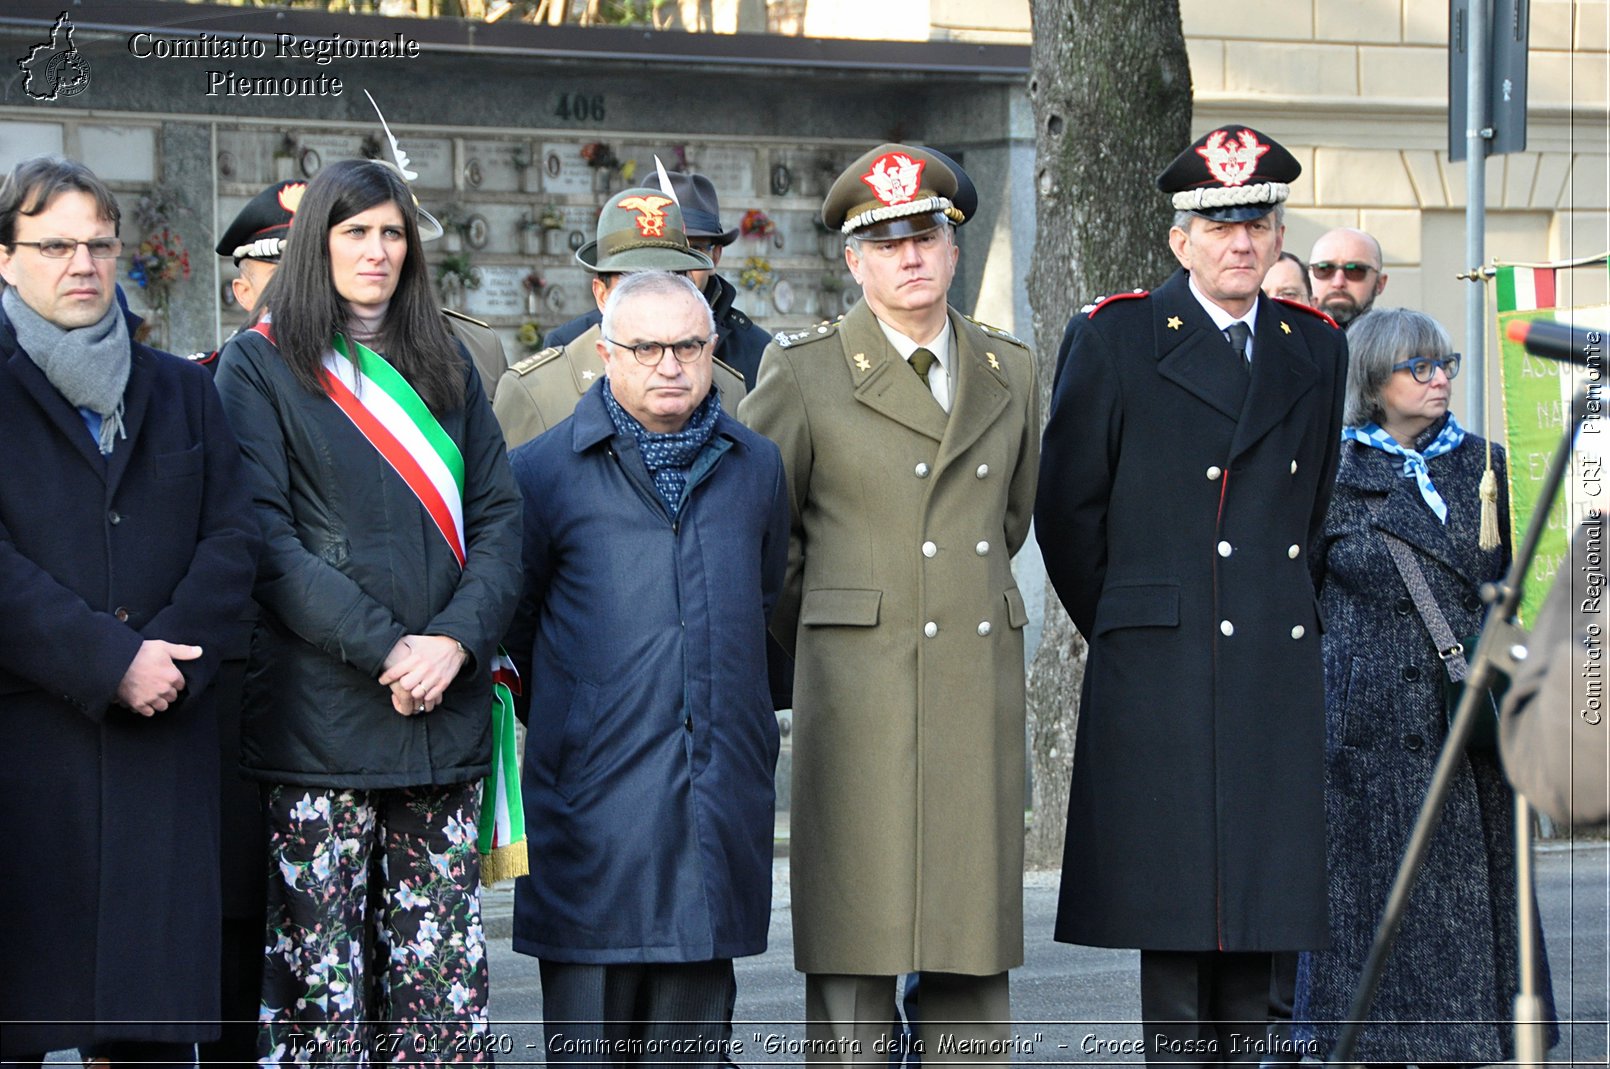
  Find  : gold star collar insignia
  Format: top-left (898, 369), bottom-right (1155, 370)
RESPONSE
top-left (1280, 321), bottom-right (1292, 334)
top-left (1166, 316), bottom-right (1183, 330)
top-left (853, 353), bottom-right (871, 371)
top-left (986, 351), bottom-right (1000, 370)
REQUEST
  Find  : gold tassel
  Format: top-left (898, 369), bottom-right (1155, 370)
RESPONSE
top-left (1479, 465), bottom-right (1501, 550)
top-left (479, 840), bottom-right (530, 887)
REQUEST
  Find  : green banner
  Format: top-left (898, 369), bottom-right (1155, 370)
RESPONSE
top-left (1498, 307), bottom-right (1610, 625)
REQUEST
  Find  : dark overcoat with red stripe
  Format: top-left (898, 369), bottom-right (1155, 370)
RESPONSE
top-left (1035, 268), bottom-right (1347, 951)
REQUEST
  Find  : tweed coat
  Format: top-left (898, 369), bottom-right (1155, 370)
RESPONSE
top-left (737, 298), bottom-right (1040, 975)
top-left (0, 303), bottom-right (259, 1055)
top-left (494, 323), bottom-right (747, 450)
top-left (1036, 269), bottom-right (1346, 952)
top-left (1295, 432), bottom-right (1557, 1063)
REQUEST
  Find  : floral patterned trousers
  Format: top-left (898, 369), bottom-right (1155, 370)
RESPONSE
top-left (259, 783), bottom-right (491, 1066)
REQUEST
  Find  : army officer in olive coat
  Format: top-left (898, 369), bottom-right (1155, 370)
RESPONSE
top-left (739, 144), bottom-right (1039, 1063)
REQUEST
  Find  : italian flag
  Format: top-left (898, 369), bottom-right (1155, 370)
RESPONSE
top-left (1495, 265), bottom-right (1557, 312)
top-left (323, 333), bottom-right (528, 886)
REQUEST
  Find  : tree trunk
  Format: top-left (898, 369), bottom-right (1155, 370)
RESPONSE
top-left (1024, 0), bottom-right (1192, 868)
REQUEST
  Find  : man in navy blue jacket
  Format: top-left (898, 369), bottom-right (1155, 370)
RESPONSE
top-left (505, 271), bottom-right (789, 1067)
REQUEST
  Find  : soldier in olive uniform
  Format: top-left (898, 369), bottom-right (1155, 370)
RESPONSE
top-left (738, 144), bottom-right (1039, 1063)
top-left (494, 187), bottom-right (746, 449)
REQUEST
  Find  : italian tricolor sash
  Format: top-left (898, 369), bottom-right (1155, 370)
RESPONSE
top-left (311, 327), bottom-right (528, 885)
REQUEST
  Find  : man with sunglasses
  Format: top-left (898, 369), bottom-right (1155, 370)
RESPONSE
top-left (0, 155), bottom-right (258, 1067)
top-left (504, 270), bottom-right (788, 1066)
top-left (495, 184), bottom-right (748, 449)
top-left (1309, 227), bottom-right (1389, 328)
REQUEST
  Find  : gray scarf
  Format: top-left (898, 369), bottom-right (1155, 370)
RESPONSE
top-left (4, 286), bottom-right (130, 454)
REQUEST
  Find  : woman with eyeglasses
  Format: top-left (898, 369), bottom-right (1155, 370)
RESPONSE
top-left (214, 158), bottom-right (522, 1063)
top-left (1294, 308), bottom-right (1556, 1066)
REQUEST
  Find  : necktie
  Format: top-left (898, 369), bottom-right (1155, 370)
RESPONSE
top-left (1223, 322), bottom-right (1252, 364)
top-left (909, 347), bottom-right (937, 387)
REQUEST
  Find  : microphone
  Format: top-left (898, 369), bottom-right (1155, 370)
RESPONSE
top-left (1505, 319), bottom-right (1605, 368)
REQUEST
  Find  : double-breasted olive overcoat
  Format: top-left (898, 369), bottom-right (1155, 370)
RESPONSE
top-left (738, 298), bottom-right (1039, 975)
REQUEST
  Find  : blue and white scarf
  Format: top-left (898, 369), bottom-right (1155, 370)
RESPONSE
top-left (601, 379), bottom-right (722, 518)
top-left (1342, 413), bottom-right (1467, 523)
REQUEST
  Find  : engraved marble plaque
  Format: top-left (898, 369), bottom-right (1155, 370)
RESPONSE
top-left (80, 126), bottom-right (155, 183)
top-left (0, 121), bottom-right (64, 171)
top-left (462, 140), bottom-right (523, 193)
top-left (215, 129), bottom-right (272, 184)
top-left (403, 139), bottom-right (455, 190)
top-left (467, 203), bottom-right (531, 256)
top-left (463, 265), bottom-right (526, 320)
top-left (299, 133), bottom-right (364, 175)
top-left (694, 147), bottom-right (755, 200)
top-left (539, 143), bottom-right (593, 196)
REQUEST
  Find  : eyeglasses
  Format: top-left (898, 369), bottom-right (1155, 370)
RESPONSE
top-left (9, 237), bottom-right (123, 260)
top-left (1391, 354), bottom-right (1461, 383)
top-left (605, 335), bottom-right (711, 365)
top-left (1310, 261), bottom-right (1376, 282)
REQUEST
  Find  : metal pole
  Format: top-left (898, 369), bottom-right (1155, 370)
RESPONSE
top-left (1513, 795), bottom-right (1547, 1065)
top-left (1465, 0), bottom-right (1490, 435)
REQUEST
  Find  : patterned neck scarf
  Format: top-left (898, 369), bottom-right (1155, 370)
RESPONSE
top-left (1342, 412), bottom-right (1466, 523)
top-left (600, 379), bottom-right (722, 517)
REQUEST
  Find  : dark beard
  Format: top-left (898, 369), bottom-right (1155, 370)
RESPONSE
top-left (1322, 293), bottom-right (1371, 327)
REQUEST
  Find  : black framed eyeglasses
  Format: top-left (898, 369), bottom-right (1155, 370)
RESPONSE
top-left (605, 335), bottom-right (711, 365)
top-left (1310, 260), bottom-right (1376, 282)
top-left (9, 237), bottom-right (123, 260)
top-left (1391, 354), bottom-right (1461, 383)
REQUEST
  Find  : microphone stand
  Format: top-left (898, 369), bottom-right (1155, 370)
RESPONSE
top-left (1330, 377), bottom-right (1591, 1067)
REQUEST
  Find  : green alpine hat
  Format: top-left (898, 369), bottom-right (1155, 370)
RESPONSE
top-left (574, 187), bottom-right (715, 273)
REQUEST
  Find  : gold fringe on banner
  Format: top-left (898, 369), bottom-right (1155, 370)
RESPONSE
top-left (479, 840), bottom-right (530, 887)
top-left (1479, 466), bottom-right (1502, 550)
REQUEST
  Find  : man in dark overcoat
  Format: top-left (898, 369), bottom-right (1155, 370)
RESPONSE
top-left (1035, 126), bottom-right (1347, 1066)
top-left (0, 156), bottom-right (258, 1063)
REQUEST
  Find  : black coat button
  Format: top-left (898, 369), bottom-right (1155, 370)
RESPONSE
top-left (1395, 597), bottom-right (1413, 615)
top-left (114, 607), bottom-right (130, 622)
top-left (1403, 733), bottom-right (1424, 751)
top-left (108, 510), bottom-right (121, 525)
top-left (1464, 593), bottom-right (1483, 611)
top-left (1402, 665), bottom-right (1421, 682)
top-left (684, 716), bottom-right (693, 733)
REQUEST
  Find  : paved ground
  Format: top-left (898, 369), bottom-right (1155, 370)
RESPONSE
top-left (480, 840), bottom-right (1608, 1066)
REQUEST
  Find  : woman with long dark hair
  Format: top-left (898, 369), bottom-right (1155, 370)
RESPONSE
top-left (215, 158), bottom-right (521, 1063)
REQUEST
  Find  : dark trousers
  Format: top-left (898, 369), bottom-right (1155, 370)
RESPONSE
top-left (539, 959), bottom-right (737, 1068)
top-left (1140, 950), bottom-right (1272, 1067)
top-left (3, 1041), bottom-right (196, 1069)
top-left (1263, 953), bottom-right (1300, 1067)
top-left (198, 915), bottom-right (265, 1065)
